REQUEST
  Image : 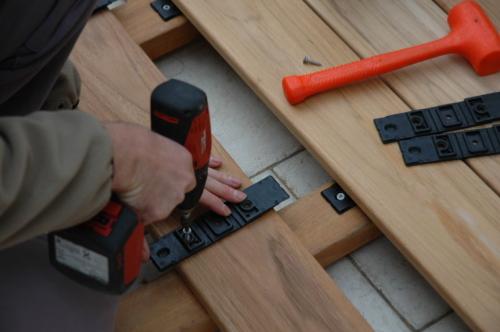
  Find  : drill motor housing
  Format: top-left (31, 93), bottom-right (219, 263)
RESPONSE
top-left (151, 79), bottom-right (212, 212)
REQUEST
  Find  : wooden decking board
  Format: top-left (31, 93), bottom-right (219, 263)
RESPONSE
top-left (280, 183), bottom-right (380, 267)
top-left (115, 272), bottom-right (215, 332)
top-left (72, 11), bottom-right (372, 332)
top-left (305, 0), bottom-right (500, 196)
top-left (173, 0), bottom-right (500, 330)
top-left (113, 0), bottom-right (198, 59)
top-left (117, 169), bottom-right (380, 332)
top-left (302, 2), bottom-right (500, 328)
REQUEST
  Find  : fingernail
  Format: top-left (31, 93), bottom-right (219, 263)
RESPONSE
top-left (234, 190), bottom-right (247, 201)
top-left (211, 155), bottom-right (222, 163)
top-left (229, 177), bottom-right (242, 187)
top-left (223, 205), bottom-right (231, 216)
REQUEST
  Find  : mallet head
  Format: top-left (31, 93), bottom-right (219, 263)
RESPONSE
top-left (448, 1), bottom-right (500, 76)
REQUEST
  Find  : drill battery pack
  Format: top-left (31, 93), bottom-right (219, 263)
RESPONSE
top-left (48, 201), bottom-right (143, 294)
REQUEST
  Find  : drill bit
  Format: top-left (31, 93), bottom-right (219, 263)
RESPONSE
top-left (182, 226), bottom-right (193, 242)
top-left (303, 56), bottom-right (322, 66)
top-left (180, 209), bottom-right (194, 242)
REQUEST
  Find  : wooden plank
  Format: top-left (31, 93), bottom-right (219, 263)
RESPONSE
top-left (173, 0), bottom-right (500, 331)
top-left (306, 0), bottom-right (500, 196)
top-left (116, 272), bottom-right (215, 332)
top-left (281, 183), bottom-right (380, 267)
top-left (117, 172), bottom-right (380, 332)
top-left (113, 0), bottom-right (198, 59)
top-left (72, 11), bottom-right (372, 332)
top-left (436, 0), bottom-right (500, 27)
top-left (71, 12), bottom-right (213, 332)
top-left (176, 213), bottom-right (372, 331)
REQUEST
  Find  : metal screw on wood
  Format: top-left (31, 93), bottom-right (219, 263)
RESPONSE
top-left (162, 4), bottom-right (171, 11)
top-left (336, 192), bottom-right (346, 201)
top-left (303, 56), bottom-right (322, 66)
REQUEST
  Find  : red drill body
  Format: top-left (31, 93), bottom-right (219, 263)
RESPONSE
top-left (151, 79), bottom-right (212, 237)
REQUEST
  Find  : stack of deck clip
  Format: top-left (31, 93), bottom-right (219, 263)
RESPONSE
top-left (374, 92), bottom-right (500, 166)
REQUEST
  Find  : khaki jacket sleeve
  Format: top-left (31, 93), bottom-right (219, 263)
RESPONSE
top-left (0, 110), bottom-right (112, 249)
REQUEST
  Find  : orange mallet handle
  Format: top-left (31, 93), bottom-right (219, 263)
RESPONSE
top-left (282, 37), bottom-right (457, 105)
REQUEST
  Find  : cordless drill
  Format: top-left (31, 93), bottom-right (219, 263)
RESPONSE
top-left (151, 79), bottom-right (212, 241)
top-left (49, 79), bottom-right (211, 293)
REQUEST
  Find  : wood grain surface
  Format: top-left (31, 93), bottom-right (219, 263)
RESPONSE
top-left (72, 11), bottom-right (372, 332)
top-left (306, 0), bottom-right (500, 195)
top-left (174, 0), bottom-right (500, 330)
top-left (281, 183), bottom-right (380, 267)
top-left (113, 0), bottom-right (198, 59)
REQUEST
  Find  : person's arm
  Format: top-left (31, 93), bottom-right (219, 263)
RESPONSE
top-left (0, 113), bottom-right (247, 250)
top-left (0, 110), bottom-right (112, 249)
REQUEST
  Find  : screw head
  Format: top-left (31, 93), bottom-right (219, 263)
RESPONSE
top-left (410, 115), bottom-right (423, 126)
top-left (182, 227), bottom-right (194, 242)
top-left (240, 199), bottom-right (254, 211)
top-left (473, 104), bottom-right (487, 115)
top-left (336, 192), bottom-right (346, 201)
top-left (162, 4), bottom-right (171, 11)
top-left (436, 138), bottom-right (449, 150)
top-left (157, 247), bottom-right (170, 258)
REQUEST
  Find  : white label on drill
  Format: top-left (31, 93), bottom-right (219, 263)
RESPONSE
top-left (54, 236), bottom-right (109, 284)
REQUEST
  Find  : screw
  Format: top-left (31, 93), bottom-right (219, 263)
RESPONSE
top-left (182, 227), bottom-right (193, 243)
top-left (162, 4), bottom-right (171, 11)
top-left (157, 247), bottom-right (170, 258)
top-left (303, 56), bottom-right (322, 66)
top-left (336, 192), bottom-right (346, 201)
top-left (474, 104), bottom-right (487, 115)
top-left (240, 199), bottom-right (254, 211)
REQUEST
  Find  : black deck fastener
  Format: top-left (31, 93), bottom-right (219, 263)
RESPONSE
top-left (174, 223), bottom-right (211, 252)
top-left (321, 183), bottom-right (356, 214)
top-left (151, 0), bottom-right (182, 21)
top-left (374, 92), bottom-right (500, 143)
top-left (399, 125), bottom-right (500, 166)
top-left (150, 176), bottom-right (289, 272)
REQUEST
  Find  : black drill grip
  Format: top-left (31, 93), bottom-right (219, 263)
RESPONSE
top-left (151, 79), bottom-right (212, 210)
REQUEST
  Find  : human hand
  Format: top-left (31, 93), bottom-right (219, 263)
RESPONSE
top-left (140, 155), bottom-right (246, 261)
top-left (104, 122), bottom-right (246, 261)
top-left (200, 155), bottom-right (247, 216)
top-left (104, 122), bottom-right (196, 224)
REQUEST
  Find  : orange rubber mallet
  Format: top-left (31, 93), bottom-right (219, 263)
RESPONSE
top-left (282, 0), bottom-right (500, 105)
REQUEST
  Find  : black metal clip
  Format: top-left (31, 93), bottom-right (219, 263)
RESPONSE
top-left (374, 92), bottom-right (500, 143)
top-left (321, 183), bottom-right (356, 214)
top-left (150, 176), bottom-right (289, 271)
top-left (151, 0), bottom-right (182, 21)
top-left (399, 125), bottom-right (500, 166)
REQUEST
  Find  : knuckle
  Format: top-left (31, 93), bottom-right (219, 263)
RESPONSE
top-left (188, 177), bottom-right (196, 191)
top-left (175, 190), bottom-right (186, 204)
top-left (181, 171), bottom-right (196, 190)
top-left (151, 205), bottom-right (167, 221)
